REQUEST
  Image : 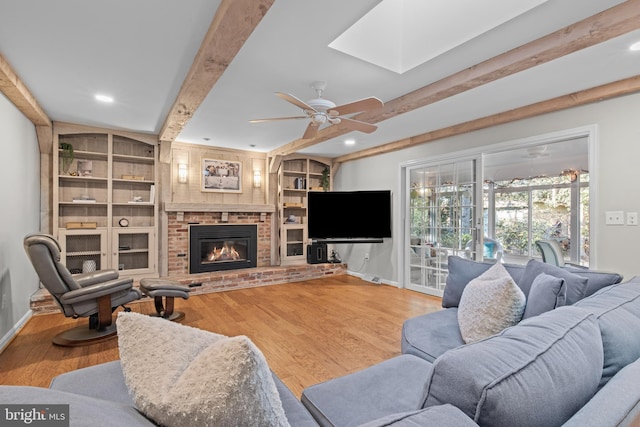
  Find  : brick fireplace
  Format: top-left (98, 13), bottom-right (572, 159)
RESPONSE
top-left (167, 211), bottom-right (271, 276)
top-left (161, 208), bottom-right (347, 297)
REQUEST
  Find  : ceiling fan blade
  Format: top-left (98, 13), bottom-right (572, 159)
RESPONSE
top-left (275, 92), bottom-right (317, 112)
top-left (302, 122), bottom-right (320, 139)
top-left (331, 97), bottom-right (383, 116)
top-left (249, 116), bottom-right (307, 123)
top-left (338, 117), bottom-right (378, 134)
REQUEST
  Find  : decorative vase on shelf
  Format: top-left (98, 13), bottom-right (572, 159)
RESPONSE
top-left (82, 260), bottom-right (96, 273)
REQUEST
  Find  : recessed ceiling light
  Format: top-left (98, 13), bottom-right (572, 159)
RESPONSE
top-left (630, 41), bottom-right (640, 51)
top-left (345, 139), bottom-right (356, 146)
top-left (95, 94), bottom-right (113, 103)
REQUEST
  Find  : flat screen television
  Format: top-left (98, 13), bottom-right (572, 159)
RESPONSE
top-left (307, 190), bottom-right (392, 243)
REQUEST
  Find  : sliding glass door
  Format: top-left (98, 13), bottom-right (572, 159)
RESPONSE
top-left (401, 131), bottom-right (591, 296)
top-left (405, 157), bottom-right (481, 296)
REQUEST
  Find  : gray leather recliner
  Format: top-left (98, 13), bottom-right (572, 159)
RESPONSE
top-left (23, 233), bottom-right (142, 346)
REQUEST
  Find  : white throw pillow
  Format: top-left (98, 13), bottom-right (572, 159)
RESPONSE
top-left (457, 262), bottom-right (526, 343)
top-left (117, 312), bottom-right (290, 427)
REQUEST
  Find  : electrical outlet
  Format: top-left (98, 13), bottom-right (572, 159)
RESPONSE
top-left (605, 211), bottom-right (624, 225)
top-left (628, 212), bottom-right (638, 226)
top-left (364, 253), bottom-right (370, 261)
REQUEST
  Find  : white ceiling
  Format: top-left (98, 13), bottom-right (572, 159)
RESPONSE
top-left (0, 0), bottom-right (637, 159)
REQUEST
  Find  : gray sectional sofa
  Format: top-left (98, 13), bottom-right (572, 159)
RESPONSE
top-left (2, 258), bottom-right (640, 426)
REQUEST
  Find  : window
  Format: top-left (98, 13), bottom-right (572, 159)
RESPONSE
top-left (483, 137), bottom-right (588, 266)
top-left (486, 173), bottom-right (589, 265)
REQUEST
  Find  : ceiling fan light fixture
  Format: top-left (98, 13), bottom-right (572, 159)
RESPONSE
top-left (306, 97), bottom-right (336, 111)
top-left (312, 114), bottom-right (327, 124)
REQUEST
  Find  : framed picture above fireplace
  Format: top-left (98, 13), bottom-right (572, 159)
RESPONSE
top-left (201, 158), bottom-right (242, 193)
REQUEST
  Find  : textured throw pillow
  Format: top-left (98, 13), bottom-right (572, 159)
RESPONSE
top-left (457, 262), bottom-right (525, 343)
top-left (522, 273), bottom-right (567, 319)
top-left (519, 259), bottom-right (588, 304)
top-left (117, 312), bottom-right (289, 427)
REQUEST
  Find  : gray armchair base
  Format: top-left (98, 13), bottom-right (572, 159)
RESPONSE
top-left (52, 323), bottom-right (117, 347)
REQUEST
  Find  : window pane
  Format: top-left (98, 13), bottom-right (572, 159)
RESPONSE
top-left (494, 191), bottom-right (530, 256)
top-left (532, 188), bottom-right (571, 260)
top-left (580, 184), bottom-right (590, 265)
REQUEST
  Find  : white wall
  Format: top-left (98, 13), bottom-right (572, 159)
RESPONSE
top-left (0, 93), bottom-right (41, 346)
top-left (335, 92), bottom-right (640, 284)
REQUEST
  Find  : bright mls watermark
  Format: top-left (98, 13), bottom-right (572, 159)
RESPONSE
top-left (1, 405), bottom-right (69, 426)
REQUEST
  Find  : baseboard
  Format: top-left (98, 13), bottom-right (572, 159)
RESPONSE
top-left (347, 271), bottom-right (398, 287)
top-left (0, 310), bottom-right (32, 354)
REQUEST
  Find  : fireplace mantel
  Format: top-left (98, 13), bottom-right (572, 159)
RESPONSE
top-left (164, 203), bottom-right (276, 213)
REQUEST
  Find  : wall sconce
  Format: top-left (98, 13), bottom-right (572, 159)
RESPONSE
top-left (253, 170), bottom-right (262, 188)
top-left (178, 163), bottom-right (188, 184)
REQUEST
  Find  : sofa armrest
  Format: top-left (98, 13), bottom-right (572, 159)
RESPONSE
top-left (562, 358), bottom-right (640, 427)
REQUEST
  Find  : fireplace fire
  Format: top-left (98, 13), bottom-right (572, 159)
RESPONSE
top-left (189, 224), bottom-right (257, 273)
top-left (205, 242), bottom-right (242, 263)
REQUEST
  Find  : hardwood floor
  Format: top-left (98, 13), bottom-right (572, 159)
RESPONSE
top-left (0, 275), bottom-right (441, 397)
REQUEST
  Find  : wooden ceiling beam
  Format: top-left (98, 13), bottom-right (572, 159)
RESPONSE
top-left (0, 53), bottom-right (52, 152)
top-left (158, 0), bottom-right (274, 146)
top-left (269, 0), bottom-right (640, 158)
top-left (333, 75), bottom-right (640, 164)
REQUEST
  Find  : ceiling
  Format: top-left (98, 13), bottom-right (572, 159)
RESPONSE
top-left (1, 0), bottom-right (639, 160)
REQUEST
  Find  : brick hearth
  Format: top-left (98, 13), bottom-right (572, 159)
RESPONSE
top-left (30, 263), bottom-right (348, 314)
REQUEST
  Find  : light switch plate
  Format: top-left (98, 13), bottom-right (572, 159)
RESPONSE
top-left (627, 212), bottom-right (638, 226)
top-left (605, 211), bottom-right (624, 225)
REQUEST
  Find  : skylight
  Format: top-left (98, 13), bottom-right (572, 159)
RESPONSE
top-left (329, 0), bottom-right (550, 74)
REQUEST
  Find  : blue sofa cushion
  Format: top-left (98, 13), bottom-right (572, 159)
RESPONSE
top-left (574, 278), bottom-right (640, 388)
top-left (423, 306), bottom-right (603, 427)
top-left (518, 259), bottom-right (588, 305)
top-left (51, 360), bottom-right (319, 427)
top-left (442, 256), bottom-right (524, 308)
top-left (563, 265), bottom-right (623, 297)
top-left (401, 308), bottom-right (465, 362)
top-left (0, 386), bottom-right (154, 426)
top-left (49, 360), bottom-right (134, 405)
top-left (522, 273), bottom-right (566, 319)
top-left (301, 355), bottom-right (433, 427)
top-left (357, 404), bottom-right (478, 427)
top-left (443, 257), bottom-right (620, 309)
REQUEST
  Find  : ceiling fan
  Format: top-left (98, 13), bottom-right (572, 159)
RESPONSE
top-left (250, 81), bottom-right (383, 140)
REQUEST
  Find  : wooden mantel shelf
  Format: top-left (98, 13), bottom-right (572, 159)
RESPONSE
top-left (164, 203), bottom-right (276, 213)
